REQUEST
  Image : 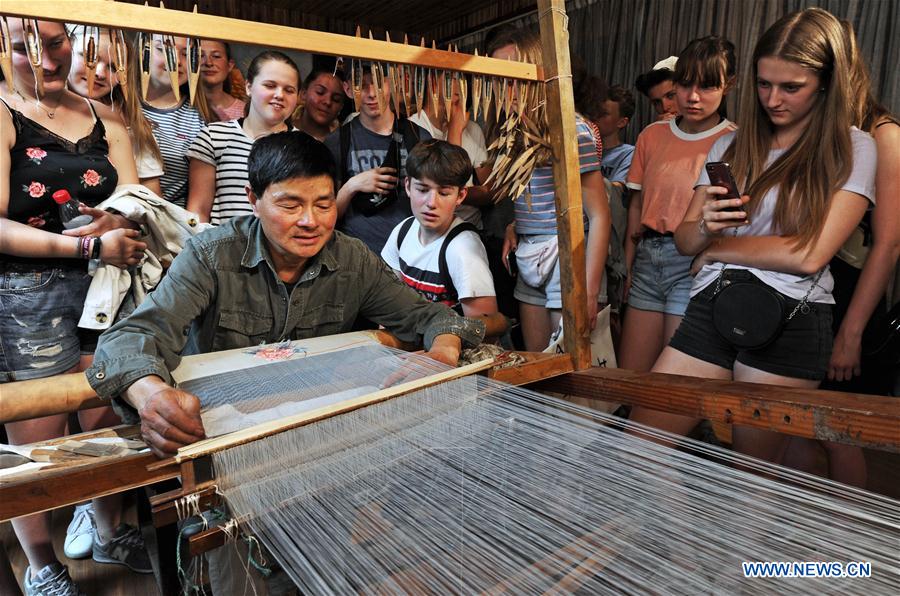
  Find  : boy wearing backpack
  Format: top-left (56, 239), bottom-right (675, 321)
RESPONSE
top-left (381, 140), bottom-right (497, 317)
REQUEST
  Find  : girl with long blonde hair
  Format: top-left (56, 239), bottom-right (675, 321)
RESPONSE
top-left (630, 8), bottom-right (878, 478)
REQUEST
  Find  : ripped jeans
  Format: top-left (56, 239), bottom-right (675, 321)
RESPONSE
top-left (0, 266), bottom-right (93, 382)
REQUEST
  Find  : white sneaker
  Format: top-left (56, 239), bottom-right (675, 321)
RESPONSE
top-left (23, 563), bottom-right (85, 596)
top-left (63, 503), bottom-right (95, 559)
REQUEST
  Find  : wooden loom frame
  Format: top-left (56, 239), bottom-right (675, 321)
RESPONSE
top-left (1, 0), bottom-right (899, 570)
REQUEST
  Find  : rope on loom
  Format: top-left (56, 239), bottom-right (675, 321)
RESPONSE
top-left (175, 508), bottom-right (273, 596)
top-left (219, 516), bottom-right (272, 578)
top-left (176, 509), bottom-right (220, 595)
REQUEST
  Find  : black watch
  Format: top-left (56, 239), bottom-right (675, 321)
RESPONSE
top-left (90, 236), bottom-right (102, 260)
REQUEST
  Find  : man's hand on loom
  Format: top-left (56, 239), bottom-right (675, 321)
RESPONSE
top-left (424, 335), bottom-right (462, 367)
top-left (125, 377), bottom-right (206, 457)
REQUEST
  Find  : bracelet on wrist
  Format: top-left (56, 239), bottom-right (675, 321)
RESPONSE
top-left (80, 236), bottom-right (92, 259)
top-left (90, 236), bottom-right (102, 260)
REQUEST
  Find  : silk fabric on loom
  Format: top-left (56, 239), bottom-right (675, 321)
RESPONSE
top-left (182, 344), bottom-right (899, 594)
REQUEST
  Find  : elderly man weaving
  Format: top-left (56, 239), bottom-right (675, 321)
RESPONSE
top-left (87, 132), bottom-right (484, 458)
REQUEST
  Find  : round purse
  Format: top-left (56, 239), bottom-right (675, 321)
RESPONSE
top-left (710, 269), bottom-right (823, 350)
top-left (711, 280), bottom-right (787, 349)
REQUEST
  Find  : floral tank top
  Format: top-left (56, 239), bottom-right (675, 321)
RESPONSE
top-left (2, 97), bottom-right (118, 267)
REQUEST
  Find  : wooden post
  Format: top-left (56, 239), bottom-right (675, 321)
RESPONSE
top-left (537, 0), bottom-right (591, 369)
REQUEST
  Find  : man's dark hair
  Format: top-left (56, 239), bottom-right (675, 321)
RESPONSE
top-left (405, 140), bottom-right (472, 188)
top-left (248, 131), bottom-right (337, 197)
top-left (634, 67), bottom-right (675, 97)
top-left (607, 85), bottom-right (636, 120)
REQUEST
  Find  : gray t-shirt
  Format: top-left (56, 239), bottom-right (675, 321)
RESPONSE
top-left (692, 129), bottom-right (876, 303)
top-left (325, 117), bottom-right (430, 253)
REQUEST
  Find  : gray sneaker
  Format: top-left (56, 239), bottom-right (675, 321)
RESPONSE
top-left (92, 523), bottom-right (153, 574)
top-left (23, 563), bottom-right (85, 596)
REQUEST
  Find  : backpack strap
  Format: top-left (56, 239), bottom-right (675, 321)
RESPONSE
top-left (399, 118), bottom-right (421, 155)
top-left (396, 216), bottom-right (415, 250)
top-left (338, 121), bottom-right (352, 188)
top-left (438, 221), bottom-right (478, 303)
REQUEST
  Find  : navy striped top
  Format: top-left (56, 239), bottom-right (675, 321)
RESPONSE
top-left (143, 100), bottom-right (205, 207)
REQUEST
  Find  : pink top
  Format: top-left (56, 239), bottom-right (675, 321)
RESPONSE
top-left (626, 117), bottom-right (736, 233)
top-left (213, 97), bottom-right (247, 122)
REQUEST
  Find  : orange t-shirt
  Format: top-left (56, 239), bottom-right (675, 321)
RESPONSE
top-left (626, 118), bottom-right (736, 233)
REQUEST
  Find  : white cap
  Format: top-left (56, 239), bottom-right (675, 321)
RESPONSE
top-left (652, 56), bottom-right (678, 72)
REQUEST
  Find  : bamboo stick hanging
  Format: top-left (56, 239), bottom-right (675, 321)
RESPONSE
top-left (139, 31), bottom-right (151, 100)
top-left (82, 25), bottom-right (99, 98)
top-left (0, 17), bottom-right (14, 90)
top-left (413, 63), bottom-right (425, 116)
top-left (23, 19), bottom-right (44, 97)
top-left (186, 5), bottom-right (201, 106)
top-left (108, 28), bottom-right (128, 95)
top-left (162, 34), bottom-right (180, 102)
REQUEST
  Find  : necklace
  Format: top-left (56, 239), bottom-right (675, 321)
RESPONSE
top-left (35, 99), bottom-right (59, 119)
top-left (14, 87), bottom-right (61, 119)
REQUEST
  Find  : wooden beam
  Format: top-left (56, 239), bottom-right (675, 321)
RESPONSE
top-left (0, 1), bottom-right (541, 80)
top-left (534, 368), bottom-right (900, 452)
top-left (488, 352), bottom-right (574, 385)
top-left (0, 451), bottom-right (178, 521)
top-left (537, 0), bottom-right (590, 369)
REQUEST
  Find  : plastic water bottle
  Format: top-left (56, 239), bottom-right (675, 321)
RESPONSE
top-left (52, 190), bottom-right (94, 230)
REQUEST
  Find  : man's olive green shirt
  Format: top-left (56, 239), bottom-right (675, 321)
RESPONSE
top-left (87, 216), bottom-right (483, 420)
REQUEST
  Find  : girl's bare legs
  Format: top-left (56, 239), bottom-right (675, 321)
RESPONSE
top-left (520, 302), bottom-right (554, 352)
top-left (629, 346), bottom-right (733, 442)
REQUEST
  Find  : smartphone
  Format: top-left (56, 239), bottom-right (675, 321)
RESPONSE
top-left (506, 250), bottom-right (518, 277)
top-left (705, 161), bottom-right (742, 211)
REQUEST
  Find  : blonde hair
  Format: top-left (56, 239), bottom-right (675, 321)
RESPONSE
top-left (724, 8), bottom-right (854, 251)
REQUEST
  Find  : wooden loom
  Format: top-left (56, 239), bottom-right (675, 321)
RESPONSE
top-left (1, 0), bottom-right (899, 591)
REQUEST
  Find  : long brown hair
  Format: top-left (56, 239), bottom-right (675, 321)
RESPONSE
top-left (841, 20), bottom-right (896, 133)
top-left (724, 8), bottom-right (854, 251)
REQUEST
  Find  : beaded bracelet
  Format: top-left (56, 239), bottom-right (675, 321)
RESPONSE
top-left (80, 236), bottom-right (92, 259)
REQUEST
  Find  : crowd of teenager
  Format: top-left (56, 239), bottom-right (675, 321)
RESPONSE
top-left (1, 7), bottom-right (897, 595)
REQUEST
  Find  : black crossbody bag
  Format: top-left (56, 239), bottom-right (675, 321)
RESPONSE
top-left (710, 267), bottom-right (823, 350)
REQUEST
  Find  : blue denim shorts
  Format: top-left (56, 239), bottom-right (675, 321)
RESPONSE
top-left (0, 266), bottom-right (94, 382)
top-left (627, 236), bottom-right (694, 316)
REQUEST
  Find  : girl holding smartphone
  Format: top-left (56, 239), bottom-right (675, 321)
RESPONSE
top-left (631, 8), bottom-right (877, 476)
top-left (619, 36), bottom-right (737, 374)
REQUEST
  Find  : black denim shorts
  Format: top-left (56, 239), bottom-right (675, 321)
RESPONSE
top-left (669, 271), bottom-right (833, 380)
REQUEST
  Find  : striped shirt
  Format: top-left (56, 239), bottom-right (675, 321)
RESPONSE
top-left (143, 101), bottom-right (205, 207)
top-left (185, 119), bottom-right (255, 225)
top-left (513, 115), bottom-right (602, 235)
